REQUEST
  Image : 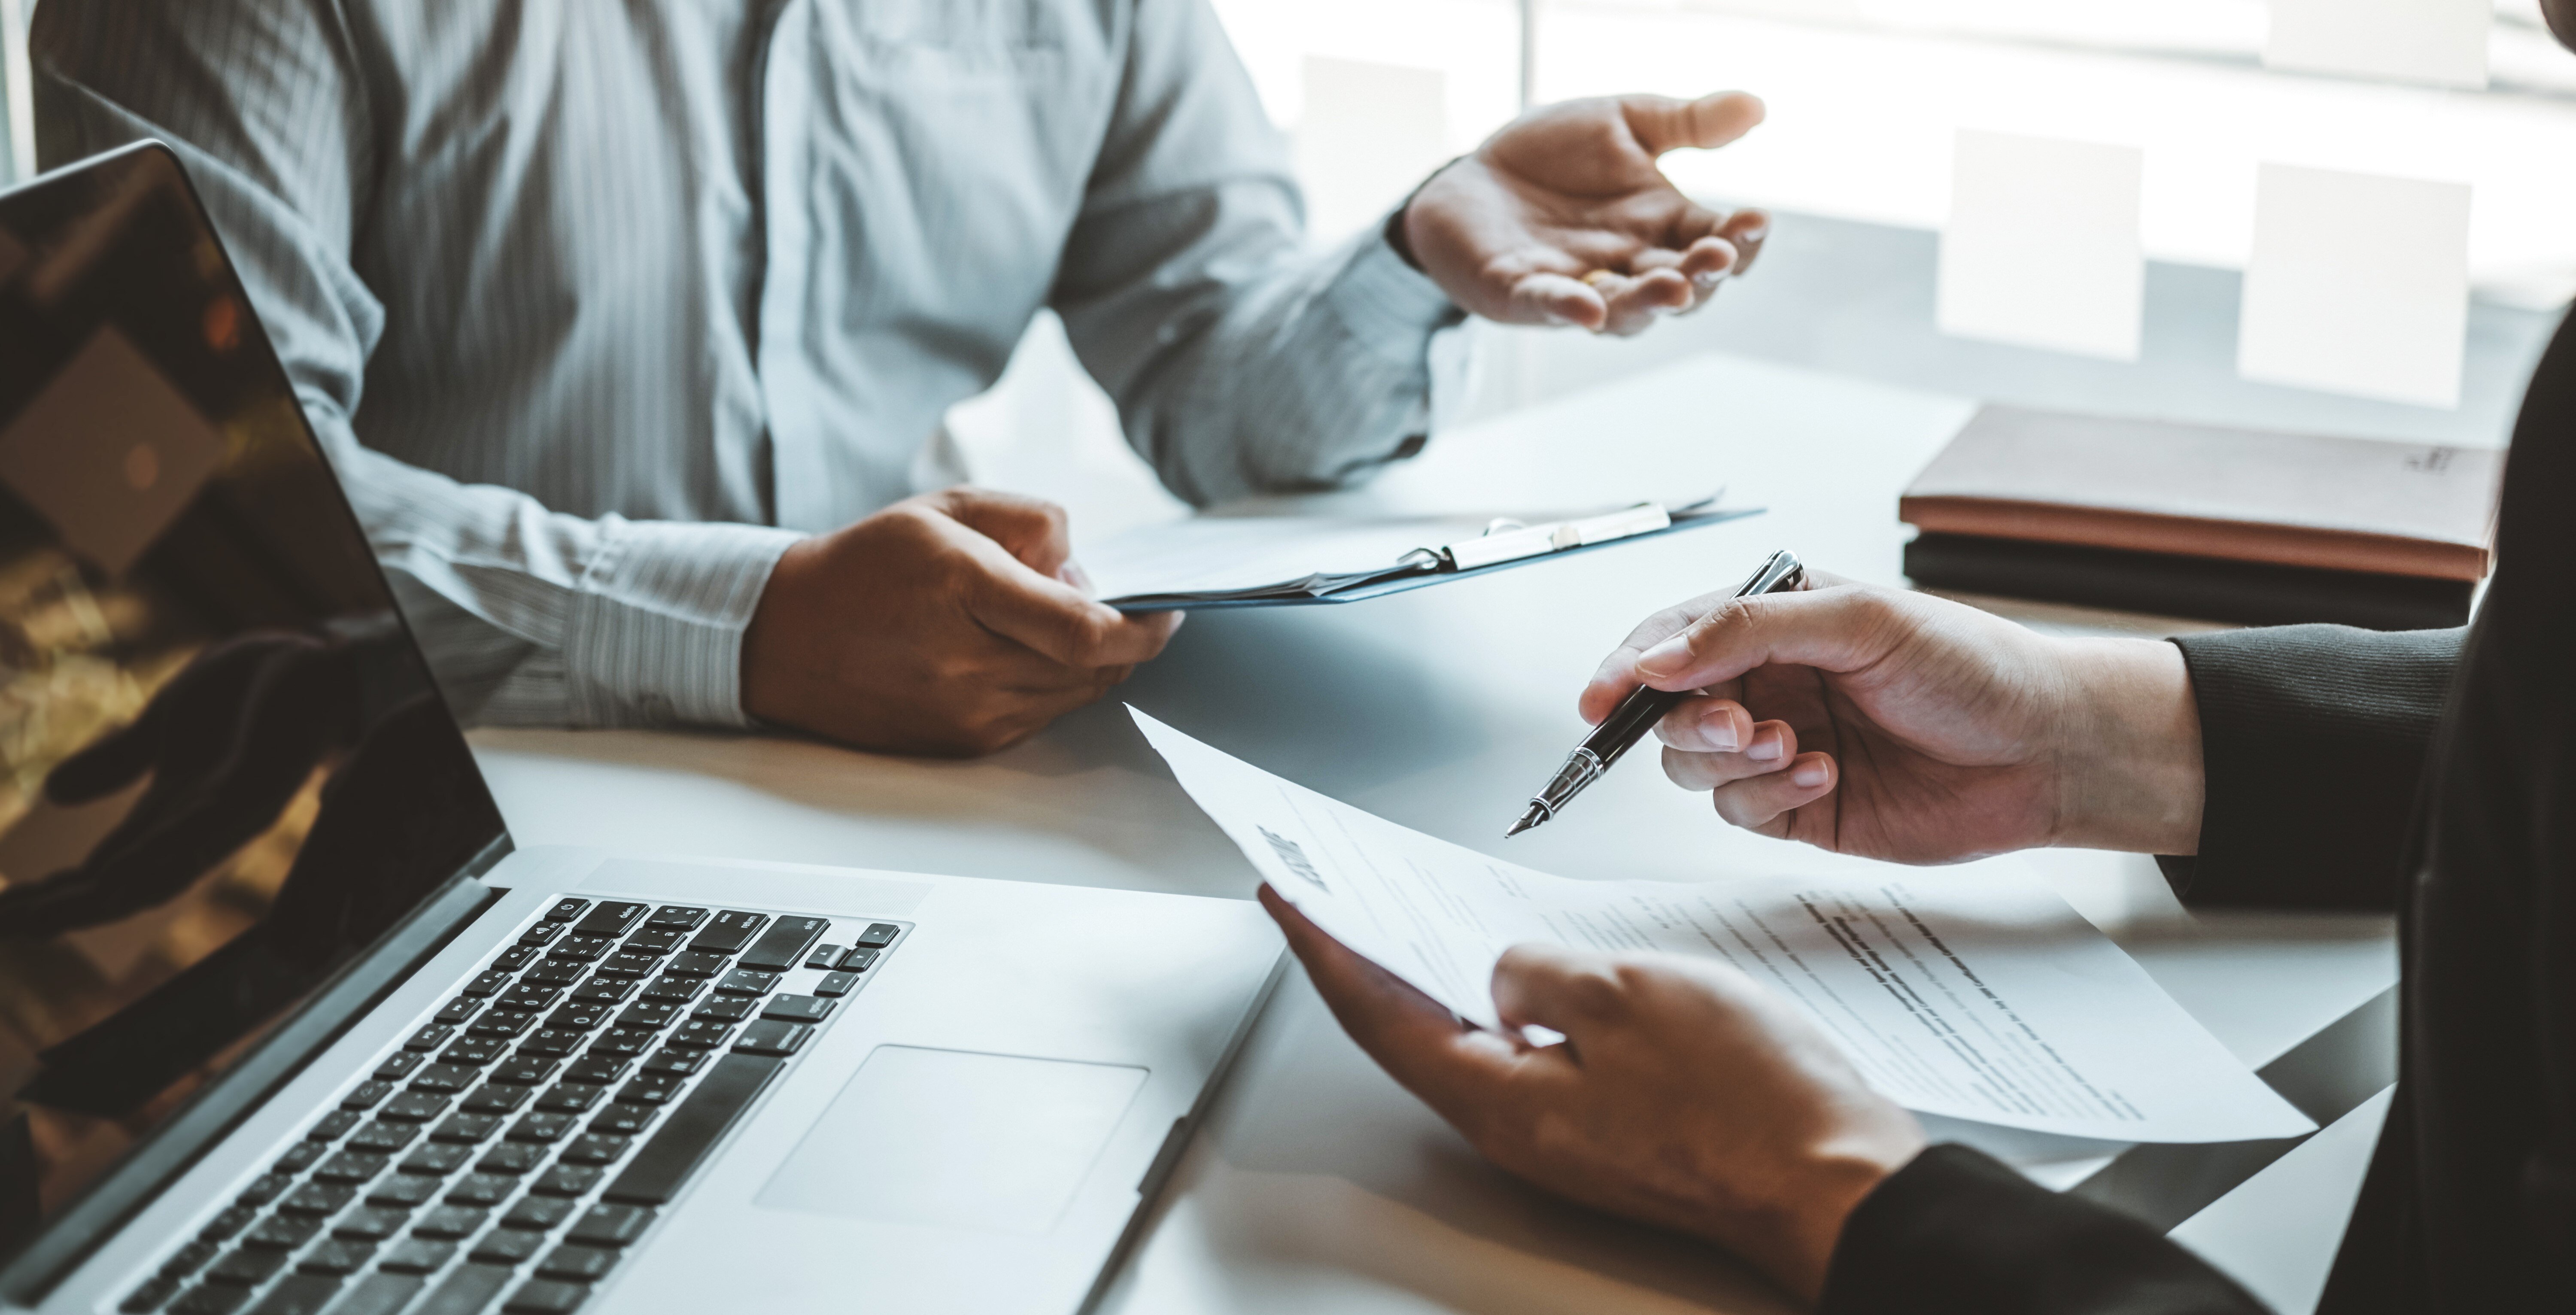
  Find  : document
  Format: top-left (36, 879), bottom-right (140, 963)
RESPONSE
top-left (1937, 130), bottom-right (2145, 362)
top-left (2264, 0), bottom-right (2488, 89)
top-left (1135, 709), bottom-right (2315, 1143)
top-left (2238, 164), bottom-right (2471, 409)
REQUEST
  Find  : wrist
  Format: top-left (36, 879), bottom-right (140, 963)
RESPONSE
top-left (2050, 638), bottom-right (2205, 854)
top-left (1707, 1118), bottom-right (1926, 1303)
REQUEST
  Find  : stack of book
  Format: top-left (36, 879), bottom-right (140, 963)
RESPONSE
top-left (1899, 407), bottom-right (2500, 630)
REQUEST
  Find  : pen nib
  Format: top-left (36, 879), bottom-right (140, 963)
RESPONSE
top-left (1504, 804), bottom-right (1545, 839)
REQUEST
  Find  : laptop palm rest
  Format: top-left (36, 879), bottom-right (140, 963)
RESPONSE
top-left (755, 1046), bottom-right (1147, 1235)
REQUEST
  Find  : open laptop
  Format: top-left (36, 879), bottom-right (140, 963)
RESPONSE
top-left (0, 142), bottom-right (1280, 1315)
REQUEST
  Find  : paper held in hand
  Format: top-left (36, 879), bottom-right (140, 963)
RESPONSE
top-left (1132, 708), bottom-right (2315, 1145)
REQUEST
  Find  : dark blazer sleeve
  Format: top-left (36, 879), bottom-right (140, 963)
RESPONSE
top-left (1819, 1145), bottom-right (2269, 1314)
top-left (2160, 624), bottom-right (2462, 911)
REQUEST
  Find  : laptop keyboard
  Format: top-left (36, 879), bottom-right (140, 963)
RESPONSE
top-left (119, 899), bottom-right (909, 1315)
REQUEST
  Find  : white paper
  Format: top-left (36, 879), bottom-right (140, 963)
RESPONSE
top-left (2264, 0), bottom-right (2489, 89)
top-left (2238, 164), bottom-right (2471, 408)
top-left (1135, 708), bottom-right (2315, 1144)
top-left (1081, 514), bottom-right (1496, 602)
top-left (1937, 130), bottom-right (2144, 362)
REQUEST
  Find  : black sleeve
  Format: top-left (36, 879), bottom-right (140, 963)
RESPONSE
top-left (2159, 624), bottom-right (2462, 911)
top-left (1818, 1145), bottom-right (2269, 1315)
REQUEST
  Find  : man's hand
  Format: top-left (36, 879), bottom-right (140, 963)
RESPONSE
top-left (1264, 887), bottom-right (1925, 1303)
top-left (1403, 91), bottom-right (1770, 336)
top-left (1583, 574), bottom-right (2205, 862)
top-left (740, 487), bottom-right (1180, 756)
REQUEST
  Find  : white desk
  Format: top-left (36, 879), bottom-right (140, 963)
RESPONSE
top-left (470, 352), bottom-right (2398, 1314)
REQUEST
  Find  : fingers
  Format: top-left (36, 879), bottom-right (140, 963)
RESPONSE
top-left (962, 536), bottom-right (1183, 669)
top-left (1628, 586), bottom-right (1908, 694)
top-left (1489, 942), bottom-right (1633, 1041)
top-left (1595, 267), bottom-right (1696, 336)
top-left (934, 486), bottom-right (1075, 577)
top-left (1261, 886), bottom-right (1521, 1109)
top-left (1653, 692), bottom-right (1751, 753)
top-left (1719, 208), bottom-right (1769, 275)
top-left (1620, 91), bottom-right (1765, 156)
top-left (1708, 752), bottom-right (1836, 832)
top-left (1508, 271), bottom-right (1607, 330)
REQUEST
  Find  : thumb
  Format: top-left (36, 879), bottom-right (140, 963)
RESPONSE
top-left (1490, 943), bottom-right (1628, 1043)
top-left (1621, 91), bottom-right (1765, 157)
top-left (1630, 584), bottom-right (1911, 693)
top-left (933, 486), bottom-right (1075, 577)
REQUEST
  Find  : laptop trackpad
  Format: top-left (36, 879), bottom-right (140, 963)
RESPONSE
top-left (755, 1046), bottom-right (1147, 1234)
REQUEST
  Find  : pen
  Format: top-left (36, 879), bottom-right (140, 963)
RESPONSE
top-left (1506, 548), bottom-right (1807, 838)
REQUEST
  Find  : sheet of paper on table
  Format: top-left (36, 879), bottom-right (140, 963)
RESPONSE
top-left (1133, 708), bottom-right (2315, 1145)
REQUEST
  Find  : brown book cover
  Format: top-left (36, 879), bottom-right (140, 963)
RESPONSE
top-left (1899, 407), bottom-right (2503, 582)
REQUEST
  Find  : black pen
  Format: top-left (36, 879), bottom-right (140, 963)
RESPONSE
top-left (1506, 549), bottom-right (1806, 838)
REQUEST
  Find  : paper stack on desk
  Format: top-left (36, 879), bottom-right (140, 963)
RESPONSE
top-left (1133, 708), bottom-right (2315, 1145)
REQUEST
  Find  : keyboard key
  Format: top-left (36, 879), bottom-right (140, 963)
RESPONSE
top-left (502, 1280), bottom-right (589, 1315)
top-left (603, 1054), bottom-right (784, 1206)
top-left (587, 1106), bottom-right (653, 1137)
top-left (810, 971), bottom-right (860, 999)
top-left (501, 1197), bottom-right (577, 1231)
top-left (380, 1091), bottom-right (450, 1124)
top-left (246, 1272), bottom-right (342, 1314)
top-left (272, 1142), bottom-right (325, 1175)
top-left (339, 1081), bottom-right (394, 1111)
top-left (432, 999), bottom-right (479, 1027)
top-left (243, 1215), bottom-right (323, 1250)
top-left (737, 917), bottom-right (828, 972)
top-left (803, 944), bottom-right (846, 971)
top-left (199, 1207), bottom-right (258, 1242)
top-left (236, 1175), bottom-right (290, 1206)
top-left (493, 945), bottom-right (540, 972)
top-left (467, 1008), bottom-right (541, 1039)
top-left (312, 1151), bottom-right (388, 1184)
top-left (569, 977), bottom-right (633, 1005)
top-left (278, 1183), bottom-right (356, 1217)
top-left (121, 1275), bottom-right (184, 1313)
top-left (565, 1056), bottom-right (629, 1085)
top-left (400, 1144), bottom-right (474, 1176)
top-left (585, 1029), bottom-right (654, 1060)
top-left (445, 1173), bottom-right (514, 1207)
top-left (731, 1020), bottom-right (811, 1058)
top-left (659, 951), bottom-right (726, 979)
top-left (207, 1247), bottom-right (290, 1285)
top-left (324, 1273), bottom-right (422, 1315)
top-left (497, 984), bottom-right (562, 1013)
top-left (646, 905), bottom-right (708, 931)
top-left (558, 1134), bottom-right (629, 1167)
top-left (292, 1240), bottom-right (373, 1279)
top-left (329, 1208), bottom-right (410, 1242)
top-left (689, 997), bottom-right (753, 1024)
top-left (348, 1121), bottom-right (419, 1154)
top-left (402, 1026), bottom-right (453, 1053)
top-left (428, 1114), bottom-right (503, 1145)
top-left (460, 971), bottom-right (512, 999)
top-left (410, 1206), bottom-right (487, 1240)
top-left (372, 1052), bottom-right (425, 1081)
top-left (366, 1175), bottom-right (440, 1208)
top-left (306, 1111), bottom-right (362, 1142)
top-left (834, 948), bottom-right (880, 975)
top-left (662, 1020), bottom-right (732, 1051)
top-left (613, 1074), bottom-right (684, 1107)
top-left (614, 1001), bottom-right (680, 1030)
top-left (489, 1056), bottom-right (559, 1087)
top-left (440, 1036), bottom-right (509, 1066)
top-left (688, 911), bottom-right (767, 955)
top-left (530, 1164), bottom-right (605, 1198)
top-left (636, 976), bottom-right (701, 1005)
top-left (638, 1049), bottom-right (703, 1078)
top-left (713, 969), bottom-right (778, 997)
top-left (621, 929), bottom-right (683, 956)
top-left (534, 1246), bottom-right (618, 1282)
top-left (565, 1202), bottom-right (656, 1247)
top-left (535, 1084), bottom-right (604, 1114)
top-left (415, 1264), bottom-right (511, 1315)
top-left (522, 959), bottom-right (586, 988)
top-left (572, 901), bottom-right (647, 937)
top-left (478, 1143), bottom-right (547, 1175)
top-left (519, 922), bottom-right (565, 948)
top-left (519, 1029), bottom-right (586, 1058)
top-left (161, 1240), bottom-right (222, 1277)
top-left (170, 1285), bottom-right (251, 1315)
top-left (408, 1064), bottom-right (476, 1095)
top-left (470, 1230), bottom-right (544, 1265)
top-left (544, 899), bottom-right (592, 923)
top-left (507, 1113), bottom-right (580, 1144)
top-left (593, 952), bottom-right (659, 980)
top-left (853, 922), bottom-right (900, 949)
top-left (376, 1239), bottom-right (456, 1275)
top-left (544, 1003), bottom-right (611, 1032)
top-left (552, 935), bottom-right (615, 963)
top-left (760, 994), bottom-right (832, 1025)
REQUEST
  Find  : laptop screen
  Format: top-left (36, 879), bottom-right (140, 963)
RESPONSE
top-left (0, 147), bottom-right (508, 1247)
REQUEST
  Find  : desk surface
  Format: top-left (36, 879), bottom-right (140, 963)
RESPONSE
top-left (470, 351), bottom-right (2397, 1315)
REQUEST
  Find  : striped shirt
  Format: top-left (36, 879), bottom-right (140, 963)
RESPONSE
top-left (32, 0), bottom-right (1463, 729)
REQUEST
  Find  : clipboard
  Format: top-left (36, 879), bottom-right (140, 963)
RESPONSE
top-left (1100, 496), bottom-right (1764, 612)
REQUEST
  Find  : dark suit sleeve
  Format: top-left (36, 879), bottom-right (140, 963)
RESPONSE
top-left (1820, 1145), bottom-right (2269, 1314)
top-left (2160, 625), bottom-right (2462, 911)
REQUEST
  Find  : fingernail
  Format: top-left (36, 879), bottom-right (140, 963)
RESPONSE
top-left (1700, 708), bottom-right (1738, 750)
top-left (1792, 759), bottom-right (1828, 787)
top-left (1747, 730), bottom-right (1784, 762)
top-left (1741, 223), bottom-right (1768, 243)
top-left (1692, 270), bottom-right (1725, 291)
top-left (1635, 637), bottom-right (1689, 678)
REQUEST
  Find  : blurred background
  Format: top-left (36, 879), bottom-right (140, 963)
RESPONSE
top-left (8, 0), bottom-right (2572, 545)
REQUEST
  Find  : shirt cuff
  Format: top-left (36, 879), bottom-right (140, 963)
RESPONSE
top-left (1324, 217), bottom-right (1466, 367)
top-left (560, 516), bottom-right (806, 729)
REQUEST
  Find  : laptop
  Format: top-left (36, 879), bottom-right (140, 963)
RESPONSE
top-left (0, 142), bottom-right (1281, 1315)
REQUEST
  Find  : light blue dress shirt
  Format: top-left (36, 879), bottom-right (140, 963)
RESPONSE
top-left (32, 0), bottom-right (1464, 728)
